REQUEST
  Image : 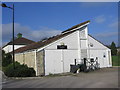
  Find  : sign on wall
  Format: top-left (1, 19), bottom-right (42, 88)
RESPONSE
top-left (57, 45), bottom-right (67, 49)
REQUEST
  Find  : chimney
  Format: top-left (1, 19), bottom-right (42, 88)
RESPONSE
top-left (17, 33), bottom-right (22, 38)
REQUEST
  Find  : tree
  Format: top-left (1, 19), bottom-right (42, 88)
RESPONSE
top-left (110, 42), bottom-right (117, 56)
top-left (2, 50), bottom-right (12, 67)
top-left (41, 37), bottom-right (48, 41)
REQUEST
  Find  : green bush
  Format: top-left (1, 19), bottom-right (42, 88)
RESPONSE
top-left (2, 50), bottom-right (12, 67)
top-left (4, 61), bottom-right (36, 77)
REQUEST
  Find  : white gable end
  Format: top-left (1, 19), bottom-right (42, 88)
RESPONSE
top-left (43, 31), bottom-right (79, 50)
top-left (88, 35), bottom-right (109, 50)
top-left (88, 35), bottom-right (112, 68)
top-left (3, 45), bottom-right (26, 53)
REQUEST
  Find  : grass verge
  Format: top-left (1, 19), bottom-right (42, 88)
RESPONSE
top-left (112, 56), bottom-right (120, 66)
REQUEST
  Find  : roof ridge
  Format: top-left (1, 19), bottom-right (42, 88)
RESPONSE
top-left (62, 20), bottom-right (90, 33)
top-left (2, 37), bottom-right (35, 48)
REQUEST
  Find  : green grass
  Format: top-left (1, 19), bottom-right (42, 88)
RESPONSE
top-left (112, 56), bottom-right (120, 66)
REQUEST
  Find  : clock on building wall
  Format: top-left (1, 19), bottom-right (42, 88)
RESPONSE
top-left (103, 53), bottom-right (106, 58)
top-left (90, 43), bottom-right (93, 47)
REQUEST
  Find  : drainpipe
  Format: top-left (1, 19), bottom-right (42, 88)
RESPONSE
top-left (34, 50), bottom-right (38, 76)
top-left (61, 49), bottom-right (64, 73)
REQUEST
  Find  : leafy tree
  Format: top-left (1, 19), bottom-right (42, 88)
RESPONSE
top-left (2, 50), bottom-right (12, 67)
top-left (110, 42), bottom-right (117, 56)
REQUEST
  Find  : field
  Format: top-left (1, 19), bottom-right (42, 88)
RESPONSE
top-left (112, 56), bottom-right (120, 66)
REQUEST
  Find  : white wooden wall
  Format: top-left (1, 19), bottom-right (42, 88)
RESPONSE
top-left (88, 35), bottom-right (112, 67)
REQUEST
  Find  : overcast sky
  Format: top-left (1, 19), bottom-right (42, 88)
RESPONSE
top-left (2, 2), bottom-right (118, 46)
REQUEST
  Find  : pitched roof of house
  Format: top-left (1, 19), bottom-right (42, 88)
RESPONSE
top-left (14, 20), bottom-right (90, 53)
top-left (3, 37), bottom-right (35, 48)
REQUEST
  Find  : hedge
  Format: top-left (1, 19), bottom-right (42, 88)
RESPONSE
top-left (4, 61), bottom-right (36, 77)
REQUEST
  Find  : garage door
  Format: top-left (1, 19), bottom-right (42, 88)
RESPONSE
top-left (45, 50), bottom-right (78, 75)
top-left (45, 50), bottom-right (63, 75)
top-left (63, 50), bottom-right (78, 72)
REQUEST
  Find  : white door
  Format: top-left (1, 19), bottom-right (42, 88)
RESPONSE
top-left (63, 50), bottom-right (78, 72)
top-left (53, 50), bottom-right (63, 74)
top-left (45, 50), bottom-right (63, 75)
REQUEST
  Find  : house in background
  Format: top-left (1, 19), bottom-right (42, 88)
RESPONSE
top-left (14, 21), bottom-right (112, 76)
top-left (117, 47), bottom-right (120, 54)
top-left (2, 33), bottom-right (35, 53)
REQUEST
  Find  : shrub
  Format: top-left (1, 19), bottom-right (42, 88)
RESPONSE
top-left (4, 61), bottom-right (36, 77)
top-left (2, 50), bottom-right (12, 67)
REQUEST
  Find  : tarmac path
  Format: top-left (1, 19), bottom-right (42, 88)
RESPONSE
top-left (2, 67), bottom-right (119, 88)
